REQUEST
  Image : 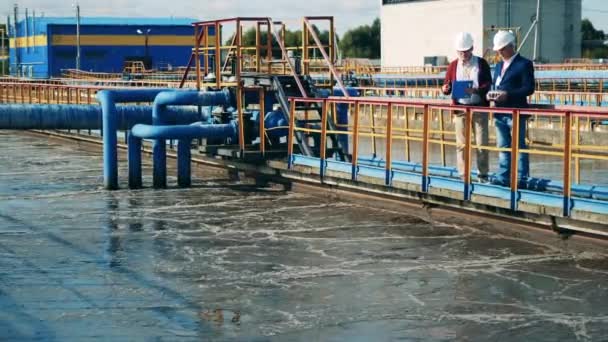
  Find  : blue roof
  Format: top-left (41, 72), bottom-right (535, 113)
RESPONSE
top-left (17, 17), bottom-right (197, 26)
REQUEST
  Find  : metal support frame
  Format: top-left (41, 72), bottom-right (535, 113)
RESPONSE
top-left (463, 108), bottom-right (472, 201)
top-left (385, 103), bottom-right (393, 186)
top-left (563, 111), bottom-right (572, 216)
top-left (302, 17), bottom-right (347, 96)
top-left (352, 101), bottom-right (359, 180)
top-left (510, 110), bottom-right (521, 211)
top-left (319, 99), bottom-right (328, 178)
top-left (421, 104), bottom-right (430, 192)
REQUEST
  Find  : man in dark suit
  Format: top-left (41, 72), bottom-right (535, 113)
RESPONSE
top-left (489, 30), bottom-right (535, 187)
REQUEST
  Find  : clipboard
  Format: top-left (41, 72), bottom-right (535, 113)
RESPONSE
top-left (451, 80), bottom-right (474, 100)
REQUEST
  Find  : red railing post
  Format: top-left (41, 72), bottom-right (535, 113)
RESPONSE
top-left (259, 87), bottom-right (266, 155)
top-left (510, 110), bottom-right (521, 211)
top-left (287, 98), bottom-right (296, 168)
top-left (464, 107), bottom-right (472, 200)
top-left (352, 100), bottom-right (360, 181)
top-left (563, 111), bottom-right (572, 216)
top-left (421, 104), bottom-right (430, 192)
top-left (385, 103), bottom-right (393, 186)
top-left (320, 99), bottom-right (328, 178)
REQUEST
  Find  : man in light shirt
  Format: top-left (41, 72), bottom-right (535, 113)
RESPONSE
top-left (488, 30), bottom-right (535, 188)
top-left (442, 32), bottom-right (492, 183)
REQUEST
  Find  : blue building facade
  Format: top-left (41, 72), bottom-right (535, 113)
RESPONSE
top-left (8, 17), bottom-right (205, 78)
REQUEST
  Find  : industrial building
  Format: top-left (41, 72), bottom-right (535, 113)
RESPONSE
top-left (8, 16), bottom-right (198, 78)
top-left (381, 0), bottom-right (582, 67)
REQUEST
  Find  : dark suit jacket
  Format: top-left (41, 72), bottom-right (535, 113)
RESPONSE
top-left (493, 54), bottom-right (535, 109)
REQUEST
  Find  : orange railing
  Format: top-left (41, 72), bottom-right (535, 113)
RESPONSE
top-left (287, 96), bottom-right (608, 217)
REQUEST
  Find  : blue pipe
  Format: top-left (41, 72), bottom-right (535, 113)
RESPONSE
top-left (97, 89), bottom-right (174, 190)
top-left (0, 104), bottom-right (203, 130)
top-left (151, 90), bottom-right (231, 188)
top-left (129, 122), bottom-right (237, 189)
top-left (152, 89), bottom-right (231, 125)
top-left (130, 122), bottom-right (237, 140)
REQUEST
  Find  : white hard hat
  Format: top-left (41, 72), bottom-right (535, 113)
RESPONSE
top-left (493, 30), bottom-right (516, 51)
top-left (454, 32), bottom-right (474, 51)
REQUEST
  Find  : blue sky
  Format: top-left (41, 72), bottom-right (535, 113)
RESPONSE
top-left (3, 0), bottom-right (607, 35)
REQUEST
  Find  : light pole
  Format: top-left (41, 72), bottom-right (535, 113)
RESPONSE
top-left (73, 3), bottom-right (80, 70)
top-left (137, 28), bottom-right (151, 63)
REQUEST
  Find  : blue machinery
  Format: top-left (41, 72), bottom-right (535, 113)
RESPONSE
top-left (96, 89), bottom-right (235, 189)
top-left (0, 88), bottom-right (286, 190)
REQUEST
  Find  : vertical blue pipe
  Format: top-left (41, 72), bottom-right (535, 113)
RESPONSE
top-left (97, 89), bottom-right (173, 190)
top-left (99, 91), bottom-right (118, 190)
top-left (128, 133), bottom-right (142, 189)
top-left (177, 139), bottom-right (191, 188)
top-left (150, 90), bottom-right (231, 189)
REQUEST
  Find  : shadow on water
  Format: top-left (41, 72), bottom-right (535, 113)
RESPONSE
top-left (0, 246), bottom-right (58, 341)
top-left (0, 209), bottom-right (209, 335)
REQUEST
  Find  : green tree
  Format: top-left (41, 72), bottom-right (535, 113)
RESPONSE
top-left (581, 19), bottom-right (608, 59)
top-left (582, 18), bottom-right (605, 40)
top-left (339, 18), bottom-right (380, 59)
top-left (223, 26), bottom-right (332, 58)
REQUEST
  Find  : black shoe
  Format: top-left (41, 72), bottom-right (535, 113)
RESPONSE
top-left (477, 175), bottom-right (490, 184)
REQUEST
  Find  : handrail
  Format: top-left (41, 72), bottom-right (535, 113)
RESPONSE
top-left (302, 17), bottom-right (348, 97)
top-left (287, 96), bottom-right (608, 219)
top-left (267, 18), bottom-right (308, 98)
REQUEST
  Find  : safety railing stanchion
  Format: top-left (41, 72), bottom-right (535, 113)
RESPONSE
top-left (385, 103), bottom-right (393, 186)
top-left (421, 104), bottom-right (430, 192)
top-left (370, 104), bottom-right (377, 158)
top-left (215, 22), bottom-right (221, 89)
top-left (464, 108), bottom-right (473, 201)
top-left (259, 88), bottom-right (266, 155)
top-left (563, 111), bottom-right (573, 217)
top-left (510, 110), bottom-right (521, 211)
top-left (439, 108), bottom-right (446, 166)
top-left (320, 99), bottom-right (328, 178)
top-left (404, 106), bottom-right (411, 162)
top-left (194, 25), bottom-right (201, 91)
top-left (574, 116), bottom-right (580, 184)
top-left (352, 101), bottom-right (360, 181)
top-left (287, 98), bottom-right (296, 169)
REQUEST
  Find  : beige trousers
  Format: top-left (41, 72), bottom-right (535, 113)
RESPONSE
top-left (454, 112), bottom-right (489, 178)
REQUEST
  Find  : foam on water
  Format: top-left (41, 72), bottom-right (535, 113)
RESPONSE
top-left (2, 131), bottom-right (608, 341)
